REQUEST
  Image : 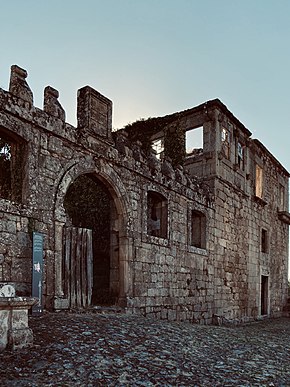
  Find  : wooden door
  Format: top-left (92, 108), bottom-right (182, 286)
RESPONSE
top-left (63, 227), bottom-right (93, 308)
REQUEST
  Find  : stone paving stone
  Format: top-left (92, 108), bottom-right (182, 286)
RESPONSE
top-left (0, 312), bottom-right (289, 386)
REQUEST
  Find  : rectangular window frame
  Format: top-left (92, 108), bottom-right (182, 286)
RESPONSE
top-left (147, 191), bottom-right (168, 240)
top-left (261, 228), bottom-right (268, 254)
top-left (237, 141), bottom-right (245, 170)
top-left (255, 164), bottom-right (263, 199)
top-left (221, 127), bottom-right (231, 159)
top-left (190, 210), bottom-right (207, 250)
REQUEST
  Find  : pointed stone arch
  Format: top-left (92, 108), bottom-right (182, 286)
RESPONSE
top-left (52, 157), bottom-right (132, 310)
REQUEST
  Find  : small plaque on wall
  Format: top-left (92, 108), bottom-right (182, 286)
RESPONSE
top-left (32, 232), bottom-right (44, 314)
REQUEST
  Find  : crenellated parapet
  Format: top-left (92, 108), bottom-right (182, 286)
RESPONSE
top-left (9, 65), bottom-right (33, 106)
top-left (0, 65), bottom-right (213, 208)
top-left (77, 86), bottom-right (113, 142)
top-left (43, 86), bottom-right (65, 121)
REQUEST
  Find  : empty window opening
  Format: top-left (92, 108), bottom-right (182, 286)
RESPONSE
top-left (221, 127), bottom-right (231, 159)
top-left (0, 139), bottom-right (11, 199)
top-left (186, 127), bottom-right (203, 155)
top-left (261, 229), bottom-right (268, 253)
top-left (255, 164), bottom-right (263, 198)
top-left (279, 184), bottom-right (285, 210)
top-left (147, 191), bottom-right (168, 238)
top-left (0, 132), bottom-right (26, 202)
top-left (151, 138), bottom-right (164, 159)
top-left (63, 174), bottom-right (119, 306)
top-left (237, 142), bottom-right (245, 169)
top-left (261, 275), bottom-right (269, 315)
top-left (191, 210), bottom-right (206, 249)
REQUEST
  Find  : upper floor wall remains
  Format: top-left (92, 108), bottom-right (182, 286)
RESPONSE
top-left (121, 99), bottom-right (290, 213)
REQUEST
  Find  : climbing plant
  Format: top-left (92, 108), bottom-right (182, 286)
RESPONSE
top-left (122, 116), bottom-right (186, 167)
top-left (164, 124), bottom-right (186, 167)
top-left (0, 139), bottom-right (11, 199)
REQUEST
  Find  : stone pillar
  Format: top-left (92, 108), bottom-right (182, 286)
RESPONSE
top-left (118, 236), bottom-right (132, 308)
top-left (0, 283), bottom-right (37, 351)
top-left (9, 65), bottom-right (33, 105)
top-left (77, 86), bottom-right (113, 142)
top-left (44, 86), bottom-right (66, 121)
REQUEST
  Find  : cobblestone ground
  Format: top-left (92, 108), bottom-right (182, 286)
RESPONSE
top-left (0, 312), bottom-right (289, 386)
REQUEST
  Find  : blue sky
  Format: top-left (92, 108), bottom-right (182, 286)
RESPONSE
top-left (0, 0), bottom-right (290, 172)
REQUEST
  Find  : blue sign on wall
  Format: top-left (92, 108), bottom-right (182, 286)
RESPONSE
top-left (32, 232), bottom-right (44, 314)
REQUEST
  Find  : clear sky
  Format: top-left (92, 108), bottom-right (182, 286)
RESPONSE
top-left (1, 0), bottom-right (290, 278)
top-left (0, 0), bottom-right (289, 169)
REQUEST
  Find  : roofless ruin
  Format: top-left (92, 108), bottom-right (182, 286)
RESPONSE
top-left (0, 65), bottom-right (289, 324)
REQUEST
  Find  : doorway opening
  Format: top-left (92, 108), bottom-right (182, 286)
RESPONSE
top-left (261, 275), bottom-right (269, 315)
top-left (63, 173), bottom-right (119, 307)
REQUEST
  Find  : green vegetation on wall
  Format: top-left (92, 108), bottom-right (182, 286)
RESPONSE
top-left (0, 139), bottom-right (11, 199)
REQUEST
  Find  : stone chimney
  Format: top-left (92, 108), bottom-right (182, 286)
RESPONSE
top-left (77, 86), bottom-right (113, 142)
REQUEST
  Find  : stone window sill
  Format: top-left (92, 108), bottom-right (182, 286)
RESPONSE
top-left (145, 234), bottom-right (169, 247)
top-left (253, 195), bottom-right (267, 206)
top-left (188, 245), bottom-right (208, 256)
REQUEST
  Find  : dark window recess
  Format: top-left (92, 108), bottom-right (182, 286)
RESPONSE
top-left (0, 134), bottom-right (26, 202)
top-left (191, 210), bottom-right (206, 249)
top-left (261, 229), bottom-right (268, 253)
top-left (147, 191), bottom-right (168, 238)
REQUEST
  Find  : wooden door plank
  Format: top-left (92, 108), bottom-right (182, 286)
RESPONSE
top-left (81, 229), bottom-right (88, 307)
top-left (75, 228), bottom-right (82, 308)
top-left (70, 227), bottom-right (77, 308)
top-left (87, 229), bottom-right (93, 306)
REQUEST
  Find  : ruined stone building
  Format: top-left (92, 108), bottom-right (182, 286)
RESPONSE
top-left (0, 65), bottom-right (289, 324)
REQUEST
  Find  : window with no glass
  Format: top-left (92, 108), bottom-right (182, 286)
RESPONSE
top-left (221, 127), bottom-right (231, 159)
top-left (261, 228), bottom-right (268, 253)
top-left (151, 138), bottom-right (164, 159)
top-left (147, 191), bottom-right (168, 239)
top-left (186, 126), bottom-right (203, 155)
top-left (0, 132), bottom-right (26, 202)
top-left (237, 142), bottom-right (244, 169)
top-left (279, 184), bottom-right (285, 210)
top-left (191, 210), bottom-right (206, 249)
top-left (255, 164), bottom-right (263, 198)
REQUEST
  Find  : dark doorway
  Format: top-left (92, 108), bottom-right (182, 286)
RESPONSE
top-left (261, 275), bottom-right (268, 315)
top-left (63, 174), bottom-right (119, 306)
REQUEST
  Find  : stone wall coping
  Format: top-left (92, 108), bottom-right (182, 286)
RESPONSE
top-left (0, 297), bottom-right (38, 309)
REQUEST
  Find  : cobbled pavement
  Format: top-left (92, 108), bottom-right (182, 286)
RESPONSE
top-left (0, 312), bottom-right (289, 386)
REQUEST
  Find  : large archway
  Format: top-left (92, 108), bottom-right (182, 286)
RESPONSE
top-left (63, 173), bottom-right (120, 306)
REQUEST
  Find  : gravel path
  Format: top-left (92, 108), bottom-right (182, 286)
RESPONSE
top-left (0, 312), bottom-right (289, 386)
